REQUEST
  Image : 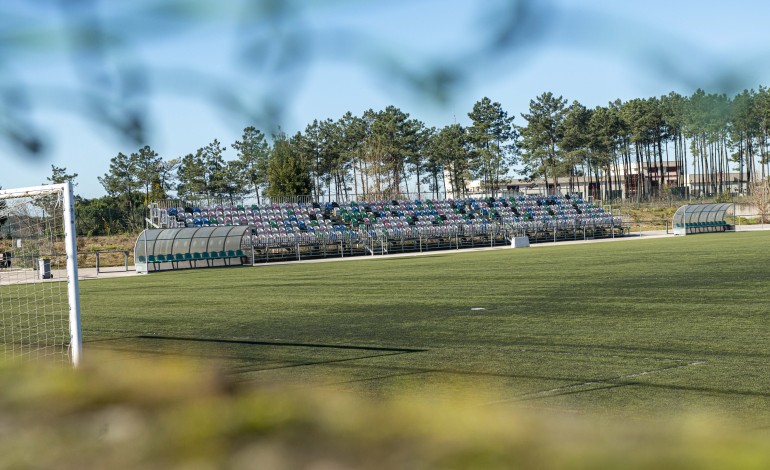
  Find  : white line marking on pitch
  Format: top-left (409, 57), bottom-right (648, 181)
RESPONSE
top-left (483, 360), bottom-right (707, 406)
top-left (513, 348), bottom-right (699, 363)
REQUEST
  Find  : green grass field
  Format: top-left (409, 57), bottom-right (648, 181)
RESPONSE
top-left (80, 231), bottom-right (770, 424)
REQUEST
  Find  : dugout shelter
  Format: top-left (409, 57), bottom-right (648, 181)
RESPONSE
top-left (135, 226), bottom-right (251, 273)
top-left (672, 203), bottom-right (735, 236)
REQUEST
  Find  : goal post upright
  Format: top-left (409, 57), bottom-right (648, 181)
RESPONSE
top-left (62, 181), bottom-right (82, 367)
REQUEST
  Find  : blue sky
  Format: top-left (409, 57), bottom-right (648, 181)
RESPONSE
top-left (4, 0), bottom-right (770, 198)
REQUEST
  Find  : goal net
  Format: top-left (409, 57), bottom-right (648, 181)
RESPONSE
top-left (0, 182), bottom-right (82, 366)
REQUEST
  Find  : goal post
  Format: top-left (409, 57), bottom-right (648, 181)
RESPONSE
top-left (0, 181), bottom-right (82, 366)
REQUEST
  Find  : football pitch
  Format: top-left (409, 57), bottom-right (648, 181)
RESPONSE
top-left (81, 231), bottom-right (770, 423)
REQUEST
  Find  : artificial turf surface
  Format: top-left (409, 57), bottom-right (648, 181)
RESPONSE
top-left (79, 230), bottom-right (770, 422)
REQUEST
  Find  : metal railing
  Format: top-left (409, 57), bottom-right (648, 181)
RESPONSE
top-left (625, 219), bottom-right (671, 235)
top-left (77, 250), bottom-right (132, 274)
top-left (244, 220), bottom-right (630, 265)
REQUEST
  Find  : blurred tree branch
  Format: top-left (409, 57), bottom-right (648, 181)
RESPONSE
top-left (2, 0), bottom-right (765, 162)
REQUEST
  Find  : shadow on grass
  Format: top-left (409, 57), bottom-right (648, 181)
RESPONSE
top-left (85, 335), bottom-right (770, 402)
top-left (86, 334), bottom-right (428, 375)
top-left (136, 335), bottom-right (427, 353)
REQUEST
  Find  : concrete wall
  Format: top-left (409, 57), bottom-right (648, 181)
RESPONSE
top-left (735, 203), bottom-right (760, 217)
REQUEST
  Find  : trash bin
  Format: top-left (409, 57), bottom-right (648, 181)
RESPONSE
top-left (38, 258), bottom-right (53, 279)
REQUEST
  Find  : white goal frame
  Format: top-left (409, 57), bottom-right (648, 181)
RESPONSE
top-left (0, 182), bottom-right (82, 366)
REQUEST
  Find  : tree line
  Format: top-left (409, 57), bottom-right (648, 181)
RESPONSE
top-left (518, 88), bottom-right (770, 200)
top-left (31, 88), bottom-right (770, 235)
top-left (93, 99), bottom-right (518, 208)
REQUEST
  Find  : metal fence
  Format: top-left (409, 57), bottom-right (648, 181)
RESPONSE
top-left (243, 220), bottom-right (629, 265)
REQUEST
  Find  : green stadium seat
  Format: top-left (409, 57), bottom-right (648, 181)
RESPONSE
top-left (172, 253), bottom-right (186, 269)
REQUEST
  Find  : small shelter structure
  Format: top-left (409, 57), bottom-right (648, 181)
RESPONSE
top-left (672, 203), bottom-right (735, 236)
top-left (134, 226), bottom-right (251, 273)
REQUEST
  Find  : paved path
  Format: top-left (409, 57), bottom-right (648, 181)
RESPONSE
top-left (76, 266), bottom-right (140, 281)
top-left (0, 266), bottom-right (142, 285)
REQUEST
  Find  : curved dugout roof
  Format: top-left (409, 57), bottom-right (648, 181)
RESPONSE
top-left (134, 226), bottom-right (251, 272)
top-left (672, 203), bottom-right (734, 235)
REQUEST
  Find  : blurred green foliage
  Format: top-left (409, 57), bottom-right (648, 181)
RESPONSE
top-left (1, 355), bottom-right (769, 469)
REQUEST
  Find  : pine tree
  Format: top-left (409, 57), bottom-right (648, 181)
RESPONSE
top-left (176, 152), bottom-right (207, 199)
top-left (560, 101), bottom-right (591, 195)
top-left (232, 126), bottom-right (270, 203)
top-left (428, 124), bottom-right (471, 198)
top-left (467, 97), bottom-right (516, 196)
top-left (200, 139), bottom-right (229, 199)
top-left (98, 154), bottom-right (141, 229)
top-left (266, 133), bottom-right (312, 197)
top-left (519, 92), bottom-right (568, 194)
top-left (133, 145), bottom-right (161, 205)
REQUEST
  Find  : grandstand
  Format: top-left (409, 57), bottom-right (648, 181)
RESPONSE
top-left (139, 195), bottom-right (628, 270)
